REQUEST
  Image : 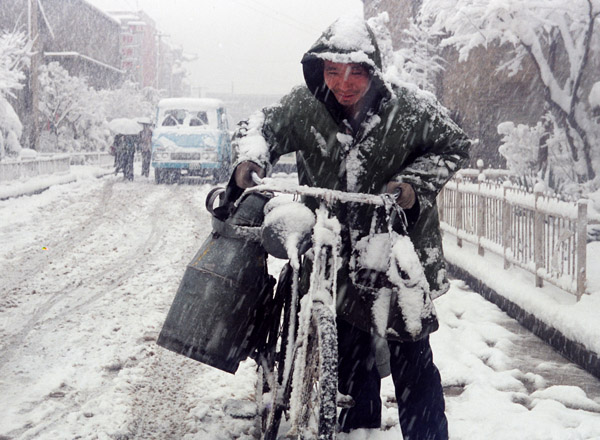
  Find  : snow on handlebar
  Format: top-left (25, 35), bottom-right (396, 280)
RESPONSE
top-left (251, 171), bottom-right (264, 186)
top-left (244, 175), bottom-right (398, 208)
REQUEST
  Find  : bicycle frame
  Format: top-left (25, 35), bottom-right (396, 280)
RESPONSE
top-left (245, 177), bottom-right (404, 439)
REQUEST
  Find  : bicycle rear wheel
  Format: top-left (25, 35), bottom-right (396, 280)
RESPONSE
top-left (294, 302), bottom-right (338, 440)
top-left (258, 264), bottom-right (294, 440)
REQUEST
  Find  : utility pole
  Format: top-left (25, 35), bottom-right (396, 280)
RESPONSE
top-left (155, 32), bottom-right (170, 92)
top-left (28, 0), bottom-right (41, 150)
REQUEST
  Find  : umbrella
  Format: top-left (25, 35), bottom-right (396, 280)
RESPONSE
top-left (108, 118), bottom-right (142, 135)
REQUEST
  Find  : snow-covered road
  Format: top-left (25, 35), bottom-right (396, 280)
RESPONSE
top-left (1, 171), bottom-right (599, 439)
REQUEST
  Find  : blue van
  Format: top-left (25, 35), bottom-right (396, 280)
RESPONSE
top-left (151, 98), bottom-right (232, 184)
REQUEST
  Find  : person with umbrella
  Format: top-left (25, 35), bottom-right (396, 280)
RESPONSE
top-left (109, 118), bottom-right (142, 181)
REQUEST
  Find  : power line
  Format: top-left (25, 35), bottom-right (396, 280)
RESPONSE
top-left (245, 0), bottom-right (322, 33)
top-left (229, 0), bottom-right (319, 35)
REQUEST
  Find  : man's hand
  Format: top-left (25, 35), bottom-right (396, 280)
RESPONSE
top-left (234, 161), bottom-right (266, 188)
top-left (386, 181), bottom-right (416, 209)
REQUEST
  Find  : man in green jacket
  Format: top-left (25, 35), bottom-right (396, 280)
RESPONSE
top-left (232, 15), bottom-right (470, 439)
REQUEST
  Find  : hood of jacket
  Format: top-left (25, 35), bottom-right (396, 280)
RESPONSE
top-left (301, 16), bottom-right (392, 127)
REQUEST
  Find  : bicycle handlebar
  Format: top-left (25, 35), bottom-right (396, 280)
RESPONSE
top-left (245, 173), bottom-right (398, 208)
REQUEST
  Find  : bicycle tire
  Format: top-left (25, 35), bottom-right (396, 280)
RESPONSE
top-left (259, 265), bottom-right (294, 440)
top-left (260, 313), bottom-right (290, 440)
top-left (294, 302), bottom-right (337, 440)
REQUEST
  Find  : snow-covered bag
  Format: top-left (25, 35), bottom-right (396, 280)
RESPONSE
top-left (352, 231), bottom-right (436, 340)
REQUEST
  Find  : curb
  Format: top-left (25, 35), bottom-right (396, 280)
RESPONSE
top-left (0, 169), bottom-right (114, 201)
top-left (447, 262), bottom-right (600, 380)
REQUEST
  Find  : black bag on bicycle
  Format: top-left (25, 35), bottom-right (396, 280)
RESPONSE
top-left (156, 187), bottom-right (276, 374)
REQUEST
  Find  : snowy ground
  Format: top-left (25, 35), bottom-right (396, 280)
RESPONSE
top-left (1, 165), bottom-right (599, 439)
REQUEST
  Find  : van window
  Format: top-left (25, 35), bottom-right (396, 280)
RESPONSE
top-left (160, 108), bottom-right (217, 128)
top-left (189, 111), bottom-right (209, 126)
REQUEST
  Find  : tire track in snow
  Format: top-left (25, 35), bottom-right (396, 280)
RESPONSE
top-left (0, 182), bottom-right (215, 439)
top-left (121, 182), bottom-right (262, 440)
top-left (120, 184), bottom-right (217, 439)
top-left (0, 179), bottom-right (116, 302)
top-left (0, 183), bottom-right (188, 368)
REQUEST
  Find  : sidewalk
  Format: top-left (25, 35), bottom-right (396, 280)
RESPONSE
top-left (443, 235), bottom-right (600, 379)
top-left (0, 165), bottom-right (113, 200)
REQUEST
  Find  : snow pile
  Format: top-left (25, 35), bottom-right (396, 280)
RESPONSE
top-left (444, 235), bottom-right (600, 356)
top-left (0, 31), bottom-right (30, 160)
top-left (0, 165), bottom-right (112, 200)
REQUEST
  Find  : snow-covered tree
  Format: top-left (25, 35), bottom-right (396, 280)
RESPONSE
top-left (38, 62), bottom-right (90, 151)
top-left (100, 81), bottom-right (159, 121)
top-left (368, 12), bottom-right (445, 94)
top-left (38, 65), bottom-right (159, 153)
top-left (498, 113), bottom-right (575, 193)
top-left (0, 31), bottom-right (31, 160)
top-left (419, 0), bottom-right (600, 193)
top-left (393, 19), bottom-right (446, 93)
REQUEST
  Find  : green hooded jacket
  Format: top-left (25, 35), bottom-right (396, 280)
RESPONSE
top-left (231, 16), bottom-right (471, 341)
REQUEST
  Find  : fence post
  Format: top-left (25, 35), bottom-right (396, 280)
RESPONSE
top-left (502, 183), bottom-right (511, 269)
top-left (455, 177), bottom-right (463, 248)
top-left (438, 188), bottom-right (445, 224)
top-left (576, 199), bottom-right (588, 300)
top-left (534, 188), bottom-right (544, 288)
top-left (477, 178), bottom-right (485, 256)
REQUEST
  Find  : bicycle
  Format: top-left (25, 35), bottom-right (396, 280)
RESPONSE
top-left (241, 177), bottom-right (402, 440)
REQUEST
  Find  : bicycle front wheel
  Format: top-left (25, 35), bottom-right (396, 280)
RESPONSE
top-left (295, 302), bottom-right (338, 440)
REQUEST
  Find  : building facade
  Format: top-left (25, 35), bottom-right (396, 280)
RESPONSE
top-left (0, 0), bottom-right (191, 149)
top-left (1, 0), bottom-right (125, 90)
top-left (108, 10), bottom-right (158, 88)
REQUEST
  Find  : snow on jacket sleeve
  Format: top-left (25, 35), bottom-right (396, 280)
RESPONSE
top-left (232, 87), bottom-right (311, 174)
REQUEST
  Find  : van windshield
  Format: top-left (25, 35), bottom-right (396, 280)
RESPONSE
top-left (159, 108), bottom-right (218, 128)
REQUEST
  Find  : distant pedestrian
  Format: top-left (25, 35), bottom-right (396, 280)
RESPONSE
top-left (139, 121), bottom-right (153, 178)
top-left (112, 134), bottom-right (125, 175)
top-left (122, 135), bottom-right (136, 181)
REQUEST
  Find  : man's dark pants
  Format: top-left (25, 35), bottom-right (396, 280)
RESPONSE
top-left (337, 319), bottom-right (448, 439)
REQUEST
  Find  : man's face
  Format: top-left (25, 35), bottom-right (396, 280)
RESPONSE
top-left (323, 61), bottom-right (371, 109)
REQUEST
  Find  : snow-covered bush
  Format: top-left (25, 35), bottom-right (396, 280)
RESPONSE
top-left (0, 31), bottom-right (31, 160)
top-left (498, 114), bottom-right (578, 194)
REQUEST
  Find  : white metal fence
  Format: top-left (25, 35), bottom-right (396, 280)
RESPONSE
top-left (438, 172), bottom-right (600, 299)
top-left (0, 153), bottom-right (113, 182)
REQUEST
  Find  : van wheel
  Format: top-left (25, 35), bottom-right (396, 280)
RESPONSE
top-left (155, 169), bottom-right (164, 184)
top-left (166, 171), bottom-right (181, 184)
